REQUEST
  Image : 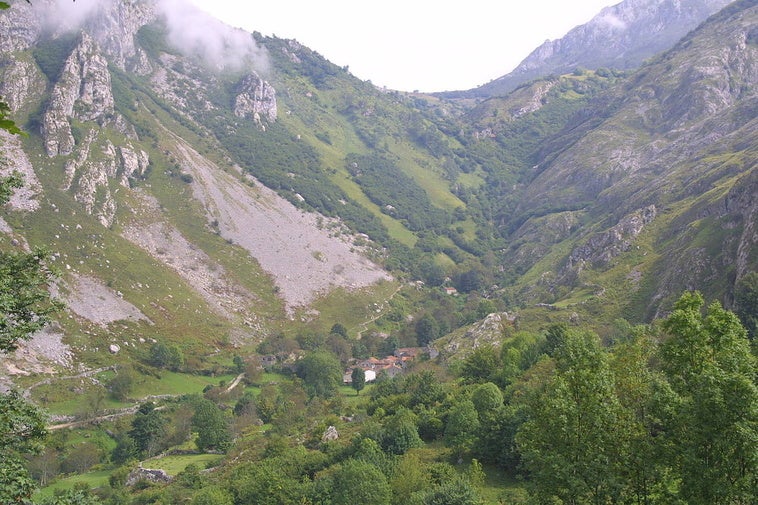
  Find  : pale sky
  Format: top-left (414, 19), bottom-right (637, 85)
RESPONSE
top-left (187, 0), bottom-right (620, 92)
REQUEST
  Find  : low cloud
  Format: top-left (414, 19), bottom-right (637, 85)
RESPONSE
top-left (36, 0), bottom-right (103, 33)
top-left (597, 13), bottom-right (627, 31)
top-left (32, 0), bottom-right (269, 75)
top-left (156, 0), bottom-right (270, 74)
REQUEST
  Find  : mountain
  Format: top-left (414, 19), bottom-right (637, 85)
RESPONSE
top-left (482, 0), bottom-right (757, 321)
top-left (1, 1), bottom-right (756, 500)
top-left (443, 0), bottom-right (734, 98)
top-left (0, 0), bottom-right (755, 385)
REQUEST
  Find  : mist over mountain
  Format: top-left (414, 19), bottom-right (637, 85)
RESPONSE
top-left (442, 0), bottom-right (734, 98)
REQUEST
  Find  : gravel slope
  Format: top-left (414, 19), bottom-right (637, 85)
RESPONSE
top-left (172, 138), bottom-right (392, 313)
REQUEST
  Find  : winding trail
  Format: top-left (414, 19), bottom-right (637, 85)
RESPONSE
top-left (46, 374), bottom-right (247, 431)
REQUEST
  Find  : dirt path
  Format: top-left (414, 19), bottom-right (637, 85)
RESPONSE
top-left (355, 283), bottom-right (405, 339)
top-left (47, 395), bottom-right (174, 430)
top-left (225, 372), bottom-right (245, 393)
top-left (23, 366), bottom-right (115, 399)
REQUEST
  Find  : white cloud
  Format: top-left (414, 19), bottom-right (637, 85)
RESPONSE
top-left (597, 13), bottom-right (628, 30)
top-left (156, 0), bottom-right (270, 74)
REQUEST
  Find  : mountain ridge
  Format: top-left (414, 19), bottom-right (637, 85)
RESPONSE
top-left (441, 0), bottom-right (734, 98)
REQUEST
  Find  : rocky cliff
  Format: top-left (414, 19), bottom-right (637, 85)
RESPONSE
top-left (505, 0), bottom-right (757, 316)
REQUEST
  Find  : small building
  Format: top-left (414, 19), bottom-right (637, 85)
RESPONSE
top-left (394, 347), bottom-right (421, 359)
top-left (380, 363), bottom-right (404, 379)
top-left (343, 369), bottom-right (377, 383)
top-left (259, 355), bottom-right (277, 367)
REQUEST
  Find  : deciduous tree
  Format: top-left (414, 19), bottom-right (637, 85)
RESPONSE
top-left (329, 459), bottom-right (391, 505)
top-left (351, 366), bottom-right (366, 395)
top-left (192, 397), bottom-right (231, 452)
top-left (516, 330), bottom-right (627, 504)
top-left (659, 292), bottom-right (758, 505)
top-left (296, 350), bottom-right (342, 398)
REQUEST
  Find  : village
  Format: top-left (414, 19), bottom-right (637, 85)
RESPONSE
top-left (255, 345), bottom-right (439, 384)
top-left (341, 346), bottom-right (439, 384)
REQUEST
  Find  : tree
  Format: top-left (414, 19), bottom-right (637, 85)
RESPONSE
top-left (419, 259), bottom-right (446, 287)
top-left (295, 350), bottom-right (342, 398)
top-left (26, 447), bottom-right (61, 487)
top-left (329, 459), bottom-right (392, 505)
top-left (128, 402), bottom-right (166, 457)
top-left (0, 390), bottom-right (47, 503)
top-left (232, 354), bottom-right (245, 373)
top-left (351, 367), bottom-right (366, 395)
top-left (192, 486), bottom-right (233, 505)
top-left (39, 486), bottom-right (103, 505)
top-left (409, 476), bottom-right (481, 505)
top-left (516, 330), bottom-right (627, 505)
top-left (0, 181), bottom-right (57, 504)
top-left (0, 247), bottom-right (62, 353)
top-left (416, 313), bottom-right (440, 346)
top-left (61, 442), bottom-right (102, 474)
top-left (470, 382), bottom-right (503, 414)
top-left (111, 434), bottom-right (137, 465)
top-left (444, 400), bottom-right (480, 461)
top-left (330, 322), bottom-right (348, 338)
top-left (406, 370), bottom-right (446, 408)
top-left (459, 345), bottom-right (501, 384)
top-left (192, 397), bottom-right (231, 452)
top-left (227, 460), bottom-right (304, 505)
top-left (148, 341), bottom-right (184, 371)
top-left (734, 271), bottom-right (758, 338)
top-left (659, 292), bottom-right (758, 505)
top-left (107, 365), bottom-right (135, 401)
top-left (382, 408), bottom-right (424, 455)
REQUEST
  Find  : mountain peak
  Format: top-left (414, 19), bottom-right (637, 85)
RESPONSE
top-left (455, 0), bottom-right (734, 98)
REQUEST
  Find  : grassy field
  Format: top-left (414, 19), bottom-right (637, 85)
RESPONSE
top-left (36, 469), bottom-right (112, 499)
top-left (146, 453), bottom-right (224, 476)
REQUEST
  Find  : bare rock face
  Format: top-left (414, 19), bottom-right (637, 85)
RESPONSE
top-left (322, 425), bottom-right (339, 442)
top-left (81, 0), bottom-right (156, 71)
top-left (0, 57), bottom-right (44, 113)
top-left (0, 130), bottom-right (42, 212)
top-left (62, 130), bottom-right (148, 227)
top-left (41, 32), bottom-right (115, 156)
top-left (566, 205), bottom-right (657, 272)
top-left (233, 72), bottom-right (277, 129)
top-left (726, 170), bottom-right (758, 280)
top-left (442, 312), bottom-right (516, 357)
top-left (126, 467), bottom-right (173, 487)
top-left (0, 1), bottom-right (43, 52)
top-left (37, 31), bottom-right (149, 226)
top-left (478, 0), bottom-right (734, 96)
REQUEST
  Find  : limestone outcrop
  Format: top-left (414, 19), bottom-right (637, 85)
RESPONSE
top-left (233, 72), bottom-right (277, 129)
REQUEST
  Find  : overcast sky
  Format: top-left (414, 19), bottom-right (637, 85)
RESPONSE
top-left (186, 0), bottom-right (620, 92)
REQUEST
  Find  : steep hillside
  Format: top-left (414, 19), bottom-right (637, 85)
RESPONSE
top-left (0, 0), bottom-right (412, 381)
top-left (496, 0), bottom-right (757, 320)
top-left (0, 2), bottom-right (756, 501)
